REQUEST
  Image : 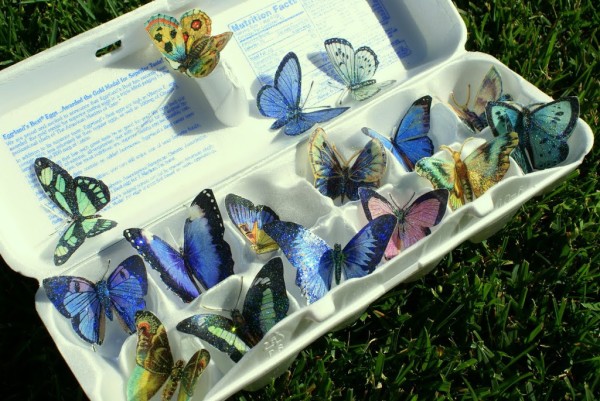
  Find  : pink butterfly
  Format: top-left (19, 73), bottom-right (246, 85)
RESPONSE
top-left (358, 188), bottom-right (449, 260)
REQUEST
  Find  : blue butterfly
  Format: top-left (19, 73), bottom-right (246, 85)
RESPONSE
top-left (362, 95), bottom-right (433, 171)
top-left (177, 257), bottom-right (289, 362)
top-left (257, 52), bottom-right (349, 136)
top-left (486, 97), bottom-right (579, 173)
top-left (324, 37), bottom-right (395, 103)
top-left (124, 189), bottom-right (234, 303)
top-left (264, 215), bottom-right (396, 304)
top-left (42, 255), bottom-right (147, 345)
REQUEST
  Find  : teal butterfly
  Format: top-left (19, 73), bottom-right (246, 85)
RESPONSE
top-left (35, 157), bottom-right (117, 265)
top-left (486, 97), bottom-right (579, 173)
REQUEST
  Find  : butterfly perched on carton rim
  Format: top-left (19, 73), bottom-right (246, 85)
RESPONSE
top-left (450, 66), bottom-right (512, 132)
top-left (127, 310), bottom-right (210, 401)
top-left (43, 255), bottom-right (147, 345)
top-left (225, 193), bottom-right (280, 254)
top-left (324, 37), bottom-right (395, 103)
top-left (264, 216), bottom-right (396, 304)
top-left (34, 157), bottom-right (117, 266)
top-left (145, 9), bottom-right (232, 78)
top-left (124, 189), bottom-right (234, 303)
top-left (486, 97), bottom-right (579, 173)
top-left (177, 257), bottom-right (289, 362)
top-left (362, 95), bottom-right (434, 171)
top-left (257, 52), bottom-right (349, 136)
top-left (309, 127), bottom-right (387, 202)
top-left (415, 133), bottom-right (519, 210)
top-left (359, 188), bottom-right (448, 260)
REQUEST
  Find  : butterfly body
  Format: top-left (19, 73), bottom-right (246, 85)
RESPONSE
top-left (257, 52), bottom-right (349, 136)
top-left (486, 97), bottom-right (579, 173)
top-left (177, 258), bottom-right (289, 362)
top-left (324, 38), bottom-right (395, 102)
top-left (264, 216), bottom-right (396, 303)
top-left (309, 128), bottom-right (387, 202)
top-left (124, 189), bottom-right (234, 303)
top-left (146, 9), bottom-right (232, 78)
top-left (34, 157), bottom-right (117, 265)
top-left (415, 132), bottom-right (519, 210)
top-left (43, 255), bottom-right (147, 345)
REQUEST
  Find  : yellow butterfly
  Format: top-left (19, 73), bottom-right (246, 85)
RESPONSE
top-left (145, 9), bottom-right (232, 78)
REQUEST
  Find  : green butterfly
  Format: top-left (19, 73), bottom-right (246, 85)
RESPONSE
top-left (415, 132), bottom-right (519, 210)
top-left (34, 157), bottom-right (117, 265)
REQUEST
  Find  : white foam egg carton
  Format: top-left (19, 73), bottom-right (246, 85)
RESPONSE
top-left (0, 0), bottom-right (593, 400)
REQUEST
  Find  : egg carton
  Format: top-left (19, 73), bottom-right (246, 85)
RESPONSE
top-left (0, 0), bottom-right (593, 400)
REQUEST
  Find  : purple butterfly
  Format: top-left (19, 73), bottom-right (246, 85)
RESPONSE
top-left (358, 188), bottom-right (448, 260)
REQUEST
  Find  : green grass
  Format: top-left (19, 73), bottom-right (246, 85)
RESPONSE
top-left (1, 0), bottom-right (598, 400)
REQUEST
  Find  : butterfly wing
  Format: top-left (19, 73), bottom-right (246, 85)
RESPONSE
top-left (308, 128), bottom-right (346, 201)
top-left (350, 80), bottom-right (395, 102)
top-left (485, 101), bottom-right (531, 172)
top-left (127, 311), bottom-right (174, 401)
top-left (415, 155), bottom-right (460, 209)
top-left (341, 214), bottom-right (396, 279)
top-left (358, 187), bottom-right (401, 259)
top-left (284, 107), bottom-right (349, 136)
top-left (177, 314), bottom-right (251, 362)
top-left (400, 189), bottom-right (449, 251)
top-left (53, 217), bottom-right (116, 266)
top-left (346, 138), bottom-right (387, 200)
top-left (324, 38), bottom-right (357, 88)
top-left (526, 97), bottom-right (579, 170)
top-left (107, 255), bottom-right (148, 334)
top-left (224, 194), bottom-right (280, 254)
top-left (43, 275), bottom-right (103, 344)
top-left (242, 257), bottom-right (289, 341)
top-left (145, 13), bottom-right (188, 69)
top-left (184, 189), bottom-right (234, 290)
top-left (264, 220), bottom-right (332, 304)
top-left (472, 66), bottom-right (504, 118)
top-left (123, 228), bottom-right (200, 303)
top-left (176, 349), bottom-right (211, 401)
top-left (35, 157), bottom-right (77, 216)
top-left (463, 132), bottom-right (520, 198)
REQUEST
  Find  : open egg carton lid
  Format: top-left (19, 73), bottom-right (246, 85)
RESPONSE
top-left (0, 0), bottom-right (593, 400)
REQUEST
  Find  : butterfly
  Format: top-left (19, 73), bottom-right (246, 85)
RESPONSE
top-left (486, 97), bottom-right (579, 173)
top-left (256, 52), bottom-right (350, 136)
top-left (415, 132), bottom-right (519, 210)
top-left (324, 37), bottom-right (395, 103)
top-left (127, 310), bottom-right (210, 401)
top-left (309, 127), bottom-right (387, 202)
top-left (177, 257), bottom-right (289, 362)
top-left (123, 189), bottom-right (234, 303)
top-left (264, 216), bottom-right (396, 304)
top-left (362, 95), bottom-right (433, 171)
top-left (42, 255), bottom-right (147, 345)
top-left (224, 194), bottom-right (280, 254)
top-left (450, 66), bottom-right (512, 132)
top-left (145, 9), bottom-right (233, 78)
top-left (34, 157), bottom-right (117, 266)
top-left (358, 188), bottom-right (449, 260)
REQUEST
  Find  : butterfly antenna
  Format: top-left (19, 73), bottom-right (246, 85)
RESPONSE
top-left (450, 84), bottom-right (471, 110)
top-left (166, 227), bottom-right (181, 250)
top-left (301, 81), bottom-right (316, 109)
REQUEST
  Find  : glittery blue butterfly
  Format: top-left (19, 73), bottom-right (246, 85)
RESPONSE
top-left (43, 255), bottom-right (147, 345)
top-left (177, 257), bottom-right (289, 362)
top-left (486, 97), bottom-right (579, 173)
top-left (362, 95), bottom-right (433, 171)
top-left (324, 37), bottom-right (395, 103)
top-left (124, 189), bottom-right (234, 303)
top-left (257, 52), bottom-right (349, 136)
top-left (264, 216), bottom-right (396, 304)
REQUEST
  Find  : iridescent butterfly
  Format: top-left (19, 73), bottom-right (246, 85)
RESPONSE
top-left (224, 194), bottom-right (280, 254)
top-left (264, 216), bottom-right (396, 304)
top-left (145, 9), bottom-right (232, 78)
top-left (358, 188), bottom-right (448, 260)
top-left (34, 157), bottom-right (117, 266)
top-left (127, 311), bottom-right (210, 401)
top-left (309, 127), bottom-right (387, 202)
top-left (486, 97), bottom-right (579, 173)
top-left (43, 255), bottom-right (147, 345)
top-left (124, 189), bottom-right (234, 303)
top-left (177, 257), bottom-right (289, 362)
top-left (450, 66), bottom-right (512, 132)
top-left (256, 52), bottom-right (349, 136)
top-left (415, 132), bottom-right (519, 210)
top-left (362, 95), bottom-right (433, 171)
top-left (324, 38), bottom-right (395, 103)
